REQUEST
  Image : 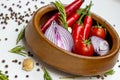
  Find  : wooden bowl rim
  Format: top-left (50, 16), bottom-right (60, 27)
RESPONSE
top-left (32, 4), bottom-right (120, 60)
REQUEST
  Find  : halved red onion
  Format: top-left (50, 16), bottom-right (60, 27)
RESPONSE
top-left (44, 20), bottom-right (74, 51)
top-left (91, 36), bottom-right (109, 56)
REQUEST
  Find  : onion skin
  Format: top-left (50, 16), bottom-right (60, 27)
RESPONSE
top-left (91, 36), bottom-right (109, 56)
top-left (44, 20), bottom-right (74, 52)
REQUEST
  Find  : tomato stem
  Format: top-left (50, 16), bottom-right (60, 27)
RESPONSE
top-left (97, 21), bottom-right (103, 28)
top-left (83, 39), bottom-right (91, 48)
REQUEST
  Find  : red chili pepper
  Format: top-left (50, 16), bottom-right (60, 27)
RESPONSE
top-left (83, 16), bottom-right (92, 39)
top-left (41, 0), bottom-right (84, 33)
top-left (67, 9), bottom-right (83, 27)
top-left (65, 0), bottom-right (84, 17)
top-left (67, 13), bottom-right (80, 27)
top-left (72, 13), bottom-right (84, 43)
top-left (72, 23), bottom-right (84, 43)
top-left (72, 6), bottom-right (88, 43)
top-left (83, 1), bottom-right (93, 40)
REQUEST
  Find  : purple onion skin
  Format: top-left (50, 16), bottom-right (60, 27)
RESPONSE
top-left (91, 36), bottom-right (109, 56)
top-left (44, 20), bottom-right (74, 52)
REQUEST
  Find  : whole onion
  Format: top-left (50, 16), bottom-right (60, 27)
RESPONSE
top-left (91, 36), bottom-right (109, 56)
top-left (44, 20), bottom-right (74, 51)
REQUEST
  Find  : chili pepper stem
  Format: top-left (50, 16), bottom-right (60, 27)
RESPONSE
top-left (87, 1), bottom-right (93, 16)
top-left (77, 9), bottom-right (83, 15)
top-left (77, 11), bottom-right (85, 25)
top-left (77, 5), bottom-right (89, 24)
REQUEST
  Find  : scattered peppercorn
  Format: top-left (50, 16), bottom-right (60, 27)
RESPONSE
top-left (113, 24), bottom-right (116, 27)
top-left (12, 3), bottom-right (15, 6)
top-left (5, 38), bottom-right (8, 41)
top-left (26, 1), bottom-right (30, 6)
top-left (15, 28), bottom-right (19, 32)
top-left (14, 75), bottom-right (18, 78)
top-left (26, 75), bottom-right (29, 78)
top-left (1, 59), bottom-right (6, 63)
top-left (118, 65), bottom-right (120, 68)
top-left (96, 75), bottom-right (101, 79)
top-left (28, 51), bottom-right (34, 57)
top-left (5, 65), bottom-right (8, 68)
top-left (2, 26), bottom-right (6, 29)
top-left (28, 8), bottom-right (31, 12)
top-left (18, 1), bottom-right (21, 3)
top-left (104, 74), bottom-right (107, 77)
top-left (36, 62), bottom-right (39, 66)
top-left (5, 71), bottom-right (8, 74)
top-left (12, 59), bottom-right (18, 63)
top-left (35, 5), bottom-right (38, 9)
top-left (37, 68), bottom-right (40, 72)
top-left (1, 3), bottom-right (4, 6)
top-left (6, 75), bottom-right (9, 78)
top-left (18, 61), bottom-right (22, 65)
top-left (41, 1), bottom-right (45, 4)
top-left (4, 5), bottom-right (7, 8)
top-left (117, 60), bottom-right (119, 62)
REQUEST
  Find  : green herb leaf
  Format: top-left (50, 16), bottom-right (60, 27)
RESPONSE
top-left (41, 66), bottom-right (52, 80)
top-left (0, 70), bottom-right (9, 80)
top-left (9, 45), bottom-right (26, 56)
top-left (16, 27), bottom-right (25, 44)
top-left (104, 69), bottom-right (115, 75)
top-left (59, 69), bottom-right (115, 80)
top-left (52, 1), bottom-right (68, 30)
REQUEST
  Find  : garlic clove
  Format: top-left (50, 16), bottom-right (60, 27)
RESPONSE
top-left (22, 58), bottom-right (34, 71)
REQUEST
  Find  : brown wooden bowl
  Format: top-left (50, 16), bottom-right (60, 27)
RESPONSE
top-left (25, 4), bottom-right (120, 76)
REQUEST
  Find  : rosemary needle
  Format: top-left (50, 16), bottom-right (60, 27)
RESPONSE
top-left (16, 27), bottom-right (25, 44)
top-left (52, 1), bottom-right (68, 30)
top-left (41, 66), bottom-right (52, 80)
top-left (0, 70), bottom-right (9, 80)
top-left (9, 45), bottom-right (27, 56)
top-left (104, 69), bottom-right (115, 75)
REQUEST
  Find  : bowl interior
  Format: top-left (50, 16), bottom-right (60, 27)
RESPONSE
top-left (40, 10), bottom-right (58, 27)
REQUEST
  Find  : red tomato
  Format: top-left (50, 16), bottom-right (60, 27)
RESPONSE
top-left (90, 26), bottom-right (106, 39)
top-left (73, 40), bottom-right (94, 56)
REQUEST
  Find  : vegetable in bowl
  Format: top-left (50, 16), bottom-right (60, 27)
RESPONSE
top-left (43, 1), bottom-right (110, 57)
top-left (44, 20), bottom-right (74, 51)
top-left (91, 36), bottom-right (109, 56)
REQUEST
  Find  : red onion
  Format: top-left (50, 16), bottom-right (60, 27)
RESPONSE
top-left (44, 20), bottom-right (74, 51)
top-left (91, 36), bottom-right (109, 56)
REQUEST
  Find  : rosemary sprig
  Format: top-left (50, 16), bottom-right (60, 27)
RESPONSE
top-left (16, 27), bottom-right (25, 44)
top-left (59, 69), bottom-right (115, 80)
top-left (41, 66), bottom-right (52, 80)
top-left (52, 1), bottom-right (68, 30)
top-left (104, 69), bottom-right (115, 75)
top-left (9, 45), bottom-right (27, 56)
top-left (0, 70), bottom-right (9, 80)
